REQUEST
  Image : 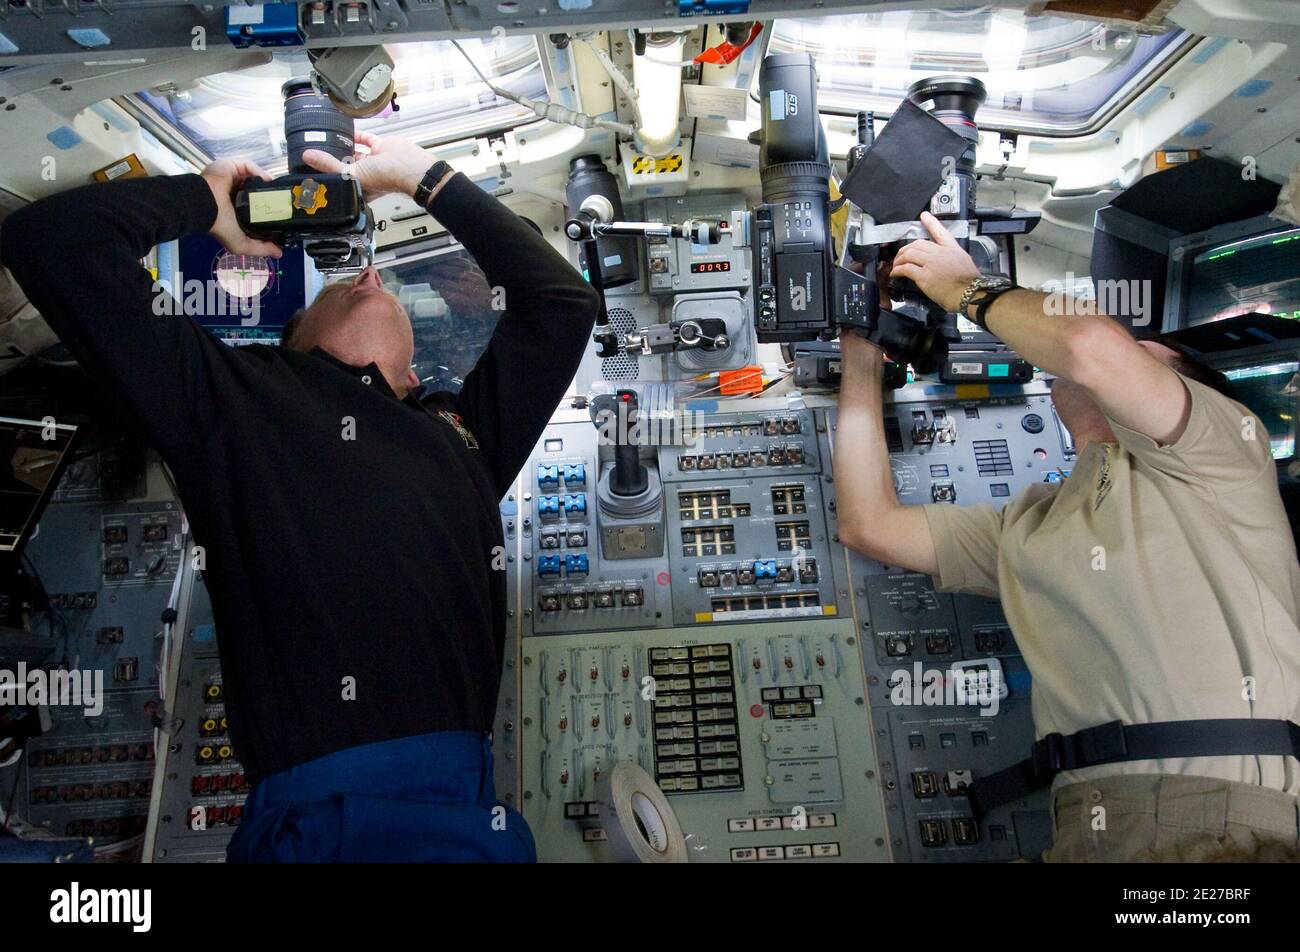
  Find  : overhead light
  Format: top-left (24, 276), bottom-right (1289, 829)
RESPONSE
top-left (632, 34), bottom-right (684, 158)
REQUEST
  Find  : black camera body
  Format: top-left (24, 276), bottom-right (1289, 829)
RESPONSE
top-left (234, 79), bottom-right (374, 273)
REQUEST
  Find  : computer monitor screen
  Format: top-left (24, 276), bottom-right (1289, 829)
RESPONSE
top-left (1221, 359), bottom-right (1298, 460)
top-left (0, 416), bottom-right (79, 553)
top-left (163, 234), bottom-right (312, 344)
top-left (1184, 225), bottom-right (1300, 327)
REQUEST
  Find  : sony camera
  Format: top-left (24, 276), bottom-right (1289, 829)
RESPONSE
top-left (234, 79), bottom-right (374, 273)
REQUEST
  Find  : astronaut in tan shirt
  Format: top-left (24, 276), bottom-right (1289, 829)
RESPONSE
top-left (836, 213), bottom-right (1300, 862)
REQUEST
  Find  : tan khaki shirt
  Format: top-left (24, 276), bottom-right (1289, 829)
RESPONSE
top-left (923, 374), bottom-right (1300, 792)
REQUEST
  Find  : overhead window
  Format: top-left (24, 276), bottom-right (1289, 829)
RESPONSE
top-left (765, 9), bottom-right (1192, 134)
top-left (135, 37), bottom-right (546, 169)
top-left (376, 244), bottom-right (503, 395)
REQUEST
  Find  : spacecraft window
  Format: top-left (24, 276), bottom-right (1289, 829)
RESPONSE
top-left (765, 9), bottom-right (1193, 135)
top-left (133, 36), bottom-right (547, 171)
top-left (378, 244), bottom-right (504, 395)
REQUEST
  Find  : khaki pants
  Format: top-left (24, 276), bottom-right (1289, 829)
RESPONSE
top-left (1046, 774), bottom-right (1300, 862)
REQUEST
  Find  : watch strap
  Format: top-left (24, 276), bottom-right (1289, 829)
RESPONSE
top-left (970, 285), bottom-right (1017, 330)
top-left (413, 160), bottom-right (454, 209)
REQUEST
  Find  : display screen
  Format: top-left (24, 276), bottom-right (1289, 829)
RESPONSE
top-left (169, 234), bottom-right (310, 344)
top-left (1186, 227), bottom-right (1300, 326)
top-left (0, 417), bottom-right (78, 553)
top-left (1222, 360), bottom-right (1298, 460)
top-left (690, 260), bottom-right (731, 274)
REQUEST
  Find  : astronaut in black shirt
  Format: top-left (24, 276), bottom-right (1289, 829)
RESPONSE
top-left (1, 131), bottom-right (601, 861)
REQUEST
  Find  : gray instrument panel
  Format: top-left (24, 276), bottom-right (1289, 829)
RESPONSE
top-left (147, 581), bottom-right (245, 863)
top-left (518, 620), bottom-right (890, 863)
top-left (820, 382), bottom-right (1072, 862)
top-left (4, 384), bottom-right (1074, 864)
top-left (4, 491), bottom-right (184, 845)
top-left (513, 383), bottom-right (1075, 862)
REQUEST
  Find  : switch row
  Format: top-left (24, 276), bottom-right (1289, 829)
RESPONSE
top-left (678, 446), bottom-right (806, 471)
top-left (540, 528), bottom-right (587, 549)
top-left (698, 560), bottom-right (819, 587)
top-left (538, 587), bottom-right (643, 611)
top-left (538, 553), bottom-right (589, 578)
top-left (730, 843), bottom-right (841, 861)
top-left (537, 462), bottom-right (586, 489)
top-left (538, 493), bottom-right (587, 518)
top-left (728, 812), bottom-right (836, 832)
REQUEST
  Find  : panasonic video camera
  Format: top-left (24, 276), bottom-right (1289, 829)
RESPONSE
top-left (749, 53), bottom-right (1014, 374)
top-left (234, 79), bottom-right (374, 273)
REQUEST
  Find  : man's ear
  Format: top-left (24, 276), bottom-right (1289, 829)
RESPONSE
top-left (406, 368), bottom-right (420, 390)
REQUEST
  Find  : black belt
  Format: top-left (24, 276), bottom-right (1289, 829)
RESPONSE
top-left (967, 719), bottom-right (1300, 819)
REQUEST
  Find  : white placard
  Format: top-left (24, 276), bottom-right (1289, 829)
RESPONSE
top-left (693, 133), bottom-right (759, 169)
top-left (683, 85), bottom-right (750, 122)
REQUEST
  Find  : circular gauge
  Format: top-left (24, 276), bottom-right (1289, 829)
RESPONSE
top-left (213, 253), bottom-right (276, 302)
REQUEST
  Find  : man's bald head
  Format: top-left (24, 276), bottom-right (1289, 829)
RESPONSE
top-left (283, 267), bottom-right (420, 397)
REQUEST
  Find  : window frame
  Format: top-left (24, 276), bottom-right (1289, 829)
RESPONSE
top-left (756, 15), bottom-right (1202, 138)
top-left (115, 35), bottom-right (554, 171)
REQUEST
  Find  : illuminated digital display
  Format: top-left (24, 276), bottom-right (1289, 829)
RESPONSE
top-left (1223, 360), bottom-right (1299, 460)
top-left (1187, 227), bottom-right (1300, 326)
top-left (690, 260), bottom-right (731, 274)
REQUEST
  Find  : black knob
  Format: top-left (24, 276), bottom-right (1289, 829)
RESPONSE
top-left (1021, 413), bottom-right (1045, 434)
top-left (610, 390), bottom-right (648, 497)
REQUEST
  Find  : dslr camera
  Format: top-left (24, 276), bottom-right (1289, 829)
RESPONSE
top-left (234, 78), bottom-right (374, 274)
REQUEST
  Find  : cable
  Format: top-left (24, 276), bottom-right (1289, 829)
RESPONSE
top-left (2, 754), bottom-right (23, 834)
top-left (20, 553), bottom-right (62, 651)
top-left (93, 832), bottom-right (143, 860)
top-left (31, 354), bottom-right (80, 369)
top-left (579, 36), bottom-right (643, 128)
top-left (155, 461), bottom-right (189, 707)
top-left (452, 40), bottom-right (635, 139)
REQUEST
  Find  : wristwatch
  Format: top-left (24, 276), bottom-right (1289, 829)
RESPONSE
top-left (956, 275), bottom-right (1016, 330)
top-left (413, 160), bottom-right (454, 210)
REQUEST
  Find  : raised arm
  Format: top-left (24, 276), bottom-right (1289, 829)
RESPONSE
top-left (835, 332), bottom-right (940, 575)
top-left (304, 133), bottom-right (601, 496)
top-left (421, 172), bottom-right (599, 495)
top-left (0, 163), bottom-right (281, 459)
top-left (892, 212), bottom-right (1191, 445)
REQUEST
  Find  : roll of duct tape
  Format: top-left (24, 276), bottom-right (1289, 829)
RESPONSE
top-left (592, 762), bottom-right (688, 863)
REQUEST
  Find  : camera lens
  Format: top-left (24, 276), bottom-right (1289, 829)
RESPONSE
top-left (907, 75), bottom-right (986, 218)
top-left (566, 155), bottom-right (639, 289)
top-left (757, 53), bottom-right (831, 206)
top-left (282, 78), bottom-right (355, 175)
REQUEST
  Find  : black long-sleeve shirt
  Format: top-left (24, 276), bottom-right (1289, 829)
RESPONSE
top-left (1, 172), bottom-right (599, 783)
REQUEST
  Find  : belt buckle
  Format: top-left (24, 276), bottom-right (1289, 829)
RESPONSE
top-left (1084, 720), bottom-right (1128, 764)
top-left (1032, 732), bottom-right (1066, 779)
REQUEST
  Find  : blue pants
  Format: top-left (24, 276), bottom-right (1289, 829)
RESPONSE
top-left (226, 731), bottom-right (535, 863)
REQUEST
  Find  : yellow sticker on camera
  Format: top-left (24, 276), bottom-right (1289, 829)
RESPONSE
top-left (248, 189), bottom-right (294, 224)
top-left (292, 178), bottom-right (328, 215)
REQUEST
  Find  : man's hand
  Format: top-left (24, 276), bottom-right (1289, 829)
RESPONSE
top-left (301, 131), bottom-right (436, 202)
top-left (200, 159), bottom-right (283, 258)
top-left (889, 211), bottom-right (980, 313)
top-left (198, 158), bottom-right (283, 258)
